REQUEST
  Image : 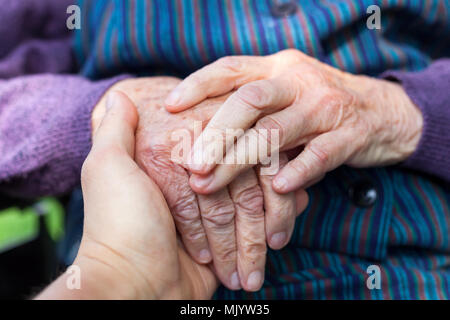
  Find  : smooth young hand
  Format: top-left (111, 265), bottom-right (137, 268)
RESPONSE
top-left (38, 92), bottom-right (217, 299)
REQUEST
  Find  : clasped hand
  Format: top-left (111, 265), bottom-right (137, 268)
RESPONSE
top-left (87, 49), bottom-right (422, 295)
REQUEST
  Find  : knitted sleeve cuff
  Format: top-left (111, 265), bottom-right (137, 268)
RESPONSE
top-left (381, 59), bottom-right (450, 182)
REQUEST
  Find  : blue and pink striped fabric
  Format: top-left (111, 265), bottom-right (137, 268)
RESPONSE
top-left (74, 0), bottom-right (450, 78)
top-left (74, 0), bottom-right (450, 299)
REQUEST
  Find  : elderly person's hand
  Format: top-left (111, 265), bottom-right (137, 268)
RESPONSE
top-left (91, 77), bottom-right (308, 292)
top-left (37, 91), bottom-right (217, 299)
top-left (164, 49), bottom-right (423, 195)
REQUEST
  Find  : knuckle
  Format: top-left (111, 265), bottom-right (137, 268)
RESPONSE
top-left (216, 243), bottom-right (237, 263)
top-left (255, 115), bottom-right (284, 146)
top-left (216, 56), bottom-right (242, 72)
top-left (321, 88), bottom-right (352, 111)
top-left (267, 198), bottom-right (295, 221)
top-left (317, 88), bottom-right (355, 128)
top-left (290, 157), bottom-right (309, 176)
top-left (233, 185), bottom-right (264, 217)
top-left (171, 191), bottom-right (199, 223)
top-left (350, 124), bottom-right (369, 153)
top-left (278, 49), bottom-right (304, 63)
top-left (187, 73), bottom-right (203, 87)
top-left (336, 89), bottom-right (354, 105)
top-left (242, 239), bottom-right (267, 259)
top-left (235, 81), bottom-right (272, 109)
top-left (269, 209), bottom-right (287, 222)
top-left (202, 199), bottom-right (235, 227)
top-left (183, 227), bottom-right (205, 243)
top-left (305, 142), bottom-right (329, 169)
top-left (139, 145), bottom-right (187, 180)
top-left (320, 88), bottom-right (342, 104)
top-left (257, 115), bottom-right (283, 132)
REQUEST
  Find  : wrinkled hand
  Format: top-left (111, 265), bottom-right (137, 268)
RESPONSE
top-left (92, 77), bottom-right (308, 292)
top-left (165, 49), bottom-right (423, 195)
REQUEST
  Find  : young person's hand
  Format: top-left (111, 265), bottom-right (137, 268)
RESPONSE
top-left (91, 77), bottom-right (308, 292)
top-left (37, 91), bottom-right (218, 299)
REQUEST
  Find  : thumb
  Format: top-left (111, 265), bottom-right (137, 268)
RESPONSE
top-left (92, 90), bottom-right (139, 157)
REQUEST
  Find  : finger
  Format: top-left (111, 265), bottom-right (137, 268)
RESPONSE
top-left (188, 76), bottom-right (298, 174)
top-left (137, 147), bottom-right (212, 265)
top-left (197, 189), bottom-right (240, 290)
top-left (189, 105), bottom-right (308, 194)
top-left (165, 55), bottom-right (272, 112)
top-left (229, 169), bottom-right (266, 292)
top-left (257, 154), bottom-right (296, 250)
top-left (92, 91), bottom-right (139, 157)
top-left (273, 129), bottom-right (354, 194)
top-left (83, 90), bottom-right (140, 197)
top-left (177, 246), bottom-right (219, 299)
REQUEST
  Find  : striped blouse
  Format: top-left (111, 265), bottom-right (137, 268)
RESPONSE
top-left (74, 0), bottom-right (450, 299)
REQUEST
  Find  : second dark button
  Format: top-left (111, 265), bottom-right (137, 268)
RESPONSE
top-left (348, 179), bottom-right (378, 208)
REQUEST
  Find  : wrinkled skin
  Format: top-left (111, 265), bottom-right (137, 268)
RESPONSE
top-left (92, 77), bottom-right (308, 292)
top-left (165, 49), bottom-right (423, 195)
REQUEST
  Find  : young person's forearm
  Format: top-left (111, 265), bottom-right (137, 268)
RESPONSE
top-left (35, 256), bottom-right (150, 300)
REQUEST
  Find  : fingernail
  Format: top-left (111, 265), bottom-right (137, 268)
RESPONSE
top-left (191, 173), bottom-right (214, 189)
top-left (165, 88), bottom-right (181, 106)
top-left (247, 271), bottom-right (263, 291)
top-left (273, 176), bottom-right (288, 191)
top-left (199, 249), bottom-right (212, 263)
top-left (270, 232), bottom-right (287, 249)
top-left (230, 272), bottom-right (241, 290)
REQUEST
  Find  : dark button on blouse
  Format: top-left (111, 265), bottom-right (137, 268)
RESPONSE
top-left (348, 179), bottom-right (378, 208)
top-left (271, 1), bottom-right (298, 18)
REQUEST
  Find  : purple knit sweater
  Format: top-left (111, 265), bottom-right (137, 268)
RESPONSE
top-left (0, 0), bottom-right (126, 197)
top-left (0, 1), bottom-right (449, 198)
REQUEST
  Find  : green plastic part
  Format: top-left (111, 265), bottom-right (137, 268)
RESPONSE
top-left (0, 207), bottom-right (38, 253)
top-left (0, 197), bottom-right (65, 253)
